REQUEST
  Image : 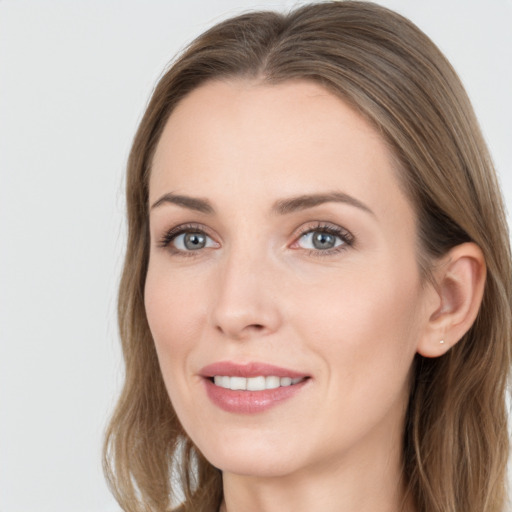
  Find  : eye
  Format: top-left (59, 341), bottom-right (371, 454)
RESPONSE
top-left (298, 231), bottom-right (342, 250)
top-left (294, 223), bottom-right (354, 256)
top-left (173, 232), bottom-right (214, 251)
top-left (158, 223), bottom-right (218, 255)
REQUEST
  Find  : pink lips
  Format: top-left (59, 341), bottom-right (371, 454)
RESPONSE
top-left (200, 361), bottom-right (308, 379)
top-left (200, 361), bottom-right (310, 414)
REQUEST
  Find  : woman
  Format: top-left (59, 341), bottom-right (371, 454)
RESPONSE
top-left (103, 2), bottom-right (511, 511)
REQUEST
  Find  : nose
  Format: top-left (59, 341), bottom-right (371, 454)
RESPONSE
top-left (210, 245), bottom-right (282, 341)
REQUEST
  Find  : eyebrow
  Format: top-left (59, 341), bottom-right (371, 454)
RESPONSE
top-left (272, 191), bottom-right (374, 216)
top-left (151, 193), bottom-right (215, 214)
top-left (150, 191), bottom-right (374, 216)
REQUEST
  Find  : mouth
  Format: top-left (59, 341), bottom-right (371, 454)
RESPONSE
top-left (210, 375), bottom-right (307, 391)
top-left (200, 361), bottom-right (311, 413)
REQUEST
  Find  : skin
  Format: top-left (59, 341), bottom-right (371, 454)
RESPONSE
top-left (145, 79), bottom-right (442, 512)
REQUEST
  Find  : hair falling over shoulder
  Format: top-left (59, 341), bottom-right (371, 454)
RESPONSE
top-left (103, 2), bottom-right (512, 511)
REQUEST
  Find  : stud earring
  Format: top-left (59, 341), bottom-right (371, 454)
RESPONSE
top-left (440, 340), bottom-right (445, 344)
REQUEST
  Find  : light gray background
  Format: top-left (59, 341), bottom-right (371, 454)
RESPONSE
top-left (1, 1), bottom-right (511, 511)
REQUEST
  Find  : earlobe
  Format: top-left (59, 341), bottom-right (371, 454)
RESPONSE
top-left (417, 243), bottom-right (486, 358)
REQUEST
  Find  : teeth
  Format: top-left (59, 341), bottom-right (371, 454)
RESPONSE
top-left (230, 376), bottom-right (246, 390)
top-left (266, 376), bottom-right (280, 389)
top-left (213, 375), bottom-right (305, 391)
top-left (247, 376), bottom-right (265, 391)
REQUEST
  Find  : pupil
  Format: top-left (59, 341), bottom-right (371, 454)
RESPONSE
top-left (313, 232), bottom-right (334, 249)
top-left (184, 233), bottom-right (205, 250)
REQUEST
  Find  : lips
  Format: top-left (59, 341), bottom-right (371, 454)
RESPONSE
top-left (200, 361), bottom-right (308, 379)
top-left (200, 361), bottom-right (311, 414)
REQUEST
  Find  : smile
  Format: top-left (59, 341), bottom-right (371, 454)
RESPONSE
top-left (213, 375), bottom-right (306, 391)
top-left (201, 362), bottom-right (311, 413)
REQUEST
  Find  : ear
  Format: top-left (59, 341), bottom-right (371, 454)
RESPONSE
top-left (417, 242), bottom-right (486, 358)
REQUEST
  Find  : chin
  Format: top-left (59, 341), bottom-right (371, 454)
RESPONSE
top-left (193, 428), bottom-right (308, 478)
top-left (211, 454), bottom-right (302, 479)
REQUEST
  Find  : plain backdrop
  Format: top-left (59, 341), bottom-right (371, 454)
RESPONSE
top-left (0, 1), bottom-right (511, 511)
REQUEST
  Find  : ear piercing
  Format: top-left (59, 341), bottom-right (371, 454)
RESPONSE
top-left (440, 340), bottom-right (445, 344)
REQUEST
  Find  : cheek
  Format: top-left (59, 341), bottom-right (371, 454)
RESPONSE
top-left (284, 267), bottom-right (421, 458)
top-left (293, 260), bottom-right (422, 393)
top-left (144, 264), bottom-right (204, 375)
top-left (144, 264), bottom-right (211, 437)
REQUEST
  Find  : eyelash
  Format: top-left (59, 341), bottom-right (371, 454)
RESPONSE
top-left (294, 222), bottom-right (354, 257)
top-left (157, 222), bottom-right (354, 258)
top-left (157, 223), bottom-right (216, 256)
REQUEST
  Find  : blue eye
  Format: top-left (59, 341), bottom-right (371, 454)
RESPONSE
top-left (159, 224), bottom-right (217, 254)
top-left (173, 232), bottom-right (213, 251)
top-left (158, 222), bottom-right (354, 258)
top-left (298, 231), bottom-right (344, 250)
top-left (295, 224), bottom-right (353, 256)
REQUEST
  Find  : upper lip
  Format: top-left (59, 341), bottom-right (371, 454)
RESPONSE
top-left (200, 361), bottom-right (309, 379)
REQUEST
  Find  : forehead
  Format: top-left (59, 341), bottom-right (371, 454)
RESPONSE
top-left (150, 79), bottom-right (412, 226)
top-left (152, 79), bottom-right (382, 173)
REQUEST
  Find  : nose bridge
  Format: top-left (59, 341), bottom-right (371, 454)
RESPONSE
top-left (210, 233), bottom-right (282, 340)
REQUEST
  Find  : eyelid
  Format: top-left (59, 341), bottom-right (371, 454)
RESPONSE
top-left (157, 223), bottom-right (218, 251)
top-left (292, 222), bottom-right (354, 245)
top-left (157, 220), bottom-right (355, 257)
top-left (289, 222), bottom-right (355, 257)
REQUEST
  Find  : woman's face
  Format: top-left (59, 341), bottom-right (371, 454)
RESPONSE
top-left (145, 79), bottom-right (434, 478)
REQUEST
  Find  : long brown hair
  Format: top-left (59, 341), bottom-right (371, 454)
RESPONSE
top-left (103, 2), bottom-right (512, 511)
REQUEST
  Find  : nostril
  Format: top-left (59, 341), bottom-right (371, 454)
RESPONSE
top-left (215, 323), bottom-right (264, 334)
top-left (215, 323), bottom-right (266, 341)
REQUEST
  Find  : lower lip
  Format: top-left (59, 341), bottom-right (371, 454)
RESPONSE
top-left (203, 378), bottom-right (309, 414)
